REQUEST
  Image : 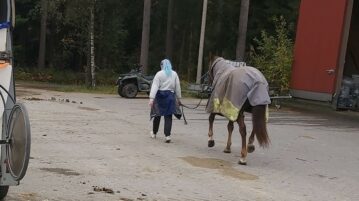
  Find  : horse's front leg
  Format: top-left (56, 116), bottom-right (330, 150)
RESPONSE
top-left (237, 114), bottom-right (247, 165)
top-left (208, 113), bottom-right (216, 147)
top-left (224, 121), bottom-right (234, 153)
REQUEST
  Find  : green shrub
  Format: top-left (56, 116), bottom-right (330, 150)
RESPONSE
top-left (249, 16), bottom-right (294, 93)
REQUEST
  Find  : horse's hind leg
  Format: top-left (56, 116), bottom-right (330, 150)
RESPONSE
top-left (208, 113), bottom-right (215, 147)
top-left (237, 114), bottom-right (247, 165)
top-left (247, 131), bottom-right (256, 153)
top-left (224, 121), bottom-right (234, 153)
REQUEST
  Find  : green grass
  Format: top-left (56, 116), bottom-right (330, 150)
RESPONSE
top-left (16, 80), bottom-right (208, 98)
top-left (17, 81), bottom-right (118, 94)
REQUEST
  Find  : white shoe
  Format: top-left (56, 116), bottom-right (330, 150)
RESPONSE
top-left (150, 131), bottom-right (156, 139)
top-left (165, 136), bottom-right (171, 143)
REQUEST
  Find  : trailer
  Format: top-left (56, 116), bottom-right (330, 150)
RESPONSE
top-left (0, 0), bottom-right (31, 199)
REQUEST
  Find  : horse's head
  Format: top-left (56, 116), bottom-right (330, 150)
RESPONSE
top-left (208, 55), bottom-right (220, 84)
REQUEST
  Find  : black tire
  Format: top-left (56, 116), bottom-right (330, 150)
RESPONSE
top-left (0, 186), bottom-right (9, 200)
top-left (122, 83), bottom-right (138, 98)
top-left (118, 85), bottom-right (125, 97)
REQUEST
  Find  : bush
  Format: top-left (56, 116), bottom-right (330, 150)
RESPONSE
top-left (249, 16), bottom-right (294, 93)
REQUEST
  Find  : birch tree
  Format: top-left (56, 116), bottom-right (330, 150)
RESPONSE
top-left (89, 1), bottom-right (96, 87)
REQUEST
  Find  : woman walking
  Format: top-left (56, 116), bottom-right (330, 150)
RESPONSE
top-left (149, 59), bottom-right (182, 143)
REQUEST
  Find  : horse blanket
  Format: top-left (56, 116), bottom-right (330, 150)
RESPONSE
top-left (206, 57), bottom-right (271, 121)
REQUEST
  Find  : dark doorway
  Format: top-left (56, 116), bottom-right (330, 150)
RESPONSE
top-left (344, 0), bottom-right (359, 76)
top-left (338, 0), bottom-right (359, 110)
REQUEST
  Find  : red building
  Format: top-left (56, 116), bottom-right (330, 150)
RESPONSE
top-left (291, 0), bottom-right (359, 109)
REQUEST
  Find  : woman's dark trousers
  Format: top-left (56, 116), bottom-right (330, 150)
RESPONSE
top-left (153, 115), bottom-right (172, 136)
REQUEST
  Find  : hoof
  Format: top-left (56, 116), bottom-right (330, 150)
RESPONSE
top-left (223, 148), bottom-right (231, 153)
top-left (238, 158), bottom-right (247, 165)
top-left (247, 144), bottom-right (255, 153)
top-left (208, 140), bottom-right (215, 147)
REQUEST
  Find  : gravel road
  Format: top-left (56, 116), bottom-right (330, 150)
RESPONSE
top-left (5, 86), bottom-right (359, 201)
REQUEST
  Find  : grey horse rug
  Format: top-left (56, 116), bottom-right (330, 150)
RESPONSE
top-left (206, 57), bottom-right (271, 121)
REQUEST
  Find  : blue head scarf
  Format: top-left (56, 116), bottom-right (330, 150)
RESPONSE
top-left (160, 59), bottom-right (172, 76)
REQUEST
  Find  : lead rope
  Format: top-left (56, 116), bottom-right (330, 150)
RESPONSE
top-left (180, 97), bottom-right (204, 125)
top-left (181, 105), bottom-right (187, 125)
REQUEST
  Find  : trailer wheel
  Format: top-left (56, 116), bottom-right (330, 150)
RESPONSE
top-left (0, 186), bottom-right (9, 200)
top-left (6, 103), bottom-right (31, 181)
top-left (122, 83), bottom-right (138, 98)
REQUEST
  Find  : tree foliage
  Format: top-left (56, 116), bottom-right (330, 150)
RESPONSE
top-left (12, 0), bottom-right (300, 85)
top-left (249, 16), bottom-right (294, 92)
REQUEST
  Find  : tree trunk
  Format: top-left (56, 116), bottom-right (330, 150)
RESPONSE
top-left (165, 0), bottom-right (174, 60)
top-left (38, 0), bottom-right (48, 69)
top-left (89, 3), bottom-right (96, 87)
top-left (85, 51), bottom-right (90, 87)
top-left (196, 0), bottom-right (208, 84)
top-left (140, 0), bottom-right (151, 74)
top-left (236, 0), bottom-right (250, 60)
top-left (188, 22), bottom-right (193, 82)
top-left (178, 30), bottom-right (186, 76)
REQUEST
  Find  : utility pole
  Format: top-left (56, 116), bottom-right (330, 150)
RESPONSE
top-left (165, 0), bottom-right (174, 60)
top-left (38, 0), bottom-right (47, 69)
top-left (140, 0), bottom-right (151, 74)
top-left (236, 0), bottom-right (250, 60)
top-left (196, 0), bottom-right (208, 84)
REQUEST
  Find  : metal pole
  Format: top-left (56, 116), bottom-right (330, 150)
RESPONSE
top-left (196, 0), bottom-right (208, 84)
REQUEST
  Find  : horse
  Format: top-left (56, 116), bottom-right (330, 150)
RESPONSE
top-left (206, 56), bottom-right (271, 165)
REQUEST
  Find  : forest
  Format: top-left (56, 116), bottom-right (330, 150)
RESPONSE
top-left (12, 0), bottom-right (300, 90)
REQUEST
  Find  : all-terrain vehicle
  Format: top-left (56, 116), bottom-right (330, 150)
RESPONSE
top-left (116, 65), bottom-right (154, 98)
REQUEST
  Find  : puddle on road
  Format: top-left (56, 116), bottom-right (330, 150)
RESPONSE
top-left (180, 156), bottom-right (258, 180)
top-left (300, 135), bottom-right (315, 140)
top-left (78, 106), bottom-right (99, 111)
top-left (40, 168), bottom-right (80, 176)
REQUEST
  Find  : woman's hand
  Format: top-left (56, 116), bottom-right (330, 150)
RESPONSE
top-left (148, 99), bottom-right (154, 107)
top-left (177, 99), bottom-right (182, 106)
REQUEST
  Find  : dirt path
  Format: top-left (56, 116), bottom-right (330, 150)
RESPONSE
top-left (5, 86), bottom-right (359, 201)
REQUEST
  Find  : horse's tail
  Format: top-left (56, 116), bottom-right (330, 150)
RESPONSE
top-left (252, 105), bottom-right (270, 147)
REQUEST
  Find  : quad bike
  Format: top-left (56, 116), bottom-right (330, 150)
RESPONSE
top-left (0, 0), bottom-right (31, 199)
top-left (116, 65), bottom-right (154, 98)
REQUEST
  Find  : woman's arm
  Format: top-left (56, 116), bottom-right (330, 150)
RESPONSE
top-left (175, 73), bottom-right (182, 99)
top-left (149, 73), bottom-right (160, 100)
